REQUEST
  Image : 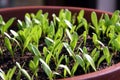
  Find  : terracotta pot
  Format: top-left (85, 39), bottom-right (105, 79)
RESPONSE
top-left (0, 6), bottom-right (119, 80)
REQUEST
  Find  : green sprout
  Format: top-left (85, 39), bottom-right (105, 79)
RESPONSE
top-left (16, 62), bottom-right (32, 80)
top-left (0, 15), bottom-right (15, 34)
top-left (29, 56), bottom-right (39, 79)
top-left (0, 9), bottom-right (120, 79)
top-left (0, 66), bottom-right (16, 80)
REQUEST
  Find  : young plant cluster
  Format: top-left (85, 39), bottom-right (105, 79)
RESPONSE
top-left (0, 9), bottom-right (120, 80)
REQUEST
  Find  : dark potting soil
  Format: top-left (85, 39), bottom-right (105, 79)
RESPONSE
top-left (0, 35), bottom-right (120, 80)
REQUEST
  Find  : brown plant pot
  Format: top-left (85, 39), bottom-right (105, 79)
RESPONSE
top-left (0, 6), bottom-right (119, 80)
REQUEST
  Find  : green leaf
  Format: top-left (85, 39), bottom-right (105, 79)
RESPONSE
top-left (6, 66), bottom-right (16, 80)
top-left (93, 51), bottom-right (100, 62)
top-left (59, 9), bottom-right (64, 19)
top-left (43, 47), bottom-right (49, 57)
top-left (54, 27), bottom-right (63, 40)
top-left (25, 13), bottom-right (32, 27)
top-left (17, 20), bottom-right (23, 28)
top-left (56, 55), bottom-right (65, 69)
top-left (29, 60), bottom-right (36, 71)
top-left (92, 33), bottom-right (100, 48)
top-left (4, 37), bottom-right (14, 58)
top-left (46, 52), bottom-right (52, 65)
top-left (16, 62), bottom-right (22, 70)
top-left (104, 13), bottom-right (110, 21)
top-left (82, 31), bottom-right (87, 45)
top-left (91, 48), bottom-right (100, 62)
top-left (47, 21), bottom-right (55, 38)
top-left (45, 37), bottom-right (54, 48)
top-left (0, 69), bottom-right (5, 80)
top-left (16, 62), bottom-right (32, 80)
top-left (83, 18), bottom-right (88, 32)
top-left (30, 43), bottom-right (41, 57)
top-left (71, 62), bottom-right (79, 76)
top-left (17, 61), bottom-right (32, 80)
top-left (23, 36), bottom-right (31, 53)
top-left (1, 18), bottom-right (15, 34)
top-left (103, 47), bottom-right (112, 65)
top-left (97, 55), bottom-right (105, 68)
top-left (63, 42), bottom-right (74, 57)
top-left (70, 32), bottom-right (78, 50)
top-left (40, 58), bottom-right (53, 79)
top-left (111, 10), bottom-right (120, 24)
top-left (91, 12), bottom-right (99, 36)
top-left (59, 64), bottom-right (71, 76)
top-left (101, 24), bottom-right (106, 35)
top-left (36, 10), bottom-right (42, 18)
top-left (53, 40), bottom-right (63, 57)
top-left (29, 56), bottom-right (39, 74)
top-left (83, 53), bottom-right (96, 71)
top-left (10, 30), bottom-right (19, 37)
top-left (111, 35), bottom-right (120, 51)
top-left (31, 25), bottom-right (42, 45)
top-left (64, 20), bottom-right (72, 29)
top-left (75, 55), bottom-right (85, 72)
top-left (21, 69), bottom-right (32, 80)
top-left (0, 15), bottom-right (5, 25)
top-left (79, 48), bottom-right (96, 71)
top-left (65, 9), bottom-right (71, 21)
top-left (77, 10), bottom-right (84, 23)
top-left (83, 47), bottom-right (88, 54)
top-left (91, 12), bottom-right (98, 27)
top-left (4, 32), bottom-right (11, 39)
top-left (66, 29), bottom-right (72, 41)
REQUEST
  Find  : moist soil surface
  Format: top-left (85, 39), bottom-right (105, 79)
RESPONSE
top-left (0, 34), bottom-right (120, 80)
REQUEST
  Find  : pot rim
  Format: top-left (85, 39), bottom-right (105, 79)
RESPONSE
top-left (0, 6), bottom-right (112, 15)
top-left (0, 6), bottom-right (118, 80)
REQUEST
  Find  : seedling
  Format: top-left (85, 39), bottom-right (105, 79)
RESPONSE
top-left (0, 66), bottom-right (16, 80)
top-left (16, 62), bottom-right (32, 80)
top-left (0, 15), bottom-right (15, 34)
top-left (29, 56), bottom-right (39, 79)
top-left (0, 8), bottom-right (120, 80)
top-left (4, 37), bottom-right (14, 58)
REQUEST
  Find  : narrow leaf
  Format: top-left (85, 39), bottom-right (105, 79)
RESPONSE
top-left (40, 58), bottom-right (52, 78)
top-left (30, 44), bottom-right (41, 57)
top-left (21, 69), bottom-right (32, 80)
top-left (83, 53), bottom-right (96, 71)
top-left (2, 18), bottom-right (15, 34)
top-left (59, 64), bottom-right (71, 76)
top-left (63, 42), bottom-right (74, 56)
top-left (75, 55), bottom-right (85, 71)
top-left (91, 12), bottom-right (98, 27)
top-left (4, 37), bottom-right (14, 58)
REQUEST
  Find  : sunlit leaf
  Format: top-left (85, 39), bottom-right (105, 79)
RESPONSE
top-left (66, 29), bottom-right (72, 41)
top-left (40, 58), bottom-right (53, 79)
top-left (2, 18), bottom-right (15, 34)
top-left (6, 66), bottom-right (16, 80)
top-left (63, 42), bottom-right (74, 56)
top-left (59, 64), bottom-right (71, 76)
top-left (91, 12), bottom-right (98, 27)
top-left (64, 20), bottom-right (72, 29)
top-left (75, 55), bottom-right (85, 72)
top-left (4, 37), bottom-right (14, 58)
top-left (30, 43), bottom-right (41, 57)
top-left (10, 30), bottom-right (19, 37)
top-left (21, 69), bottom-right (32, 80)
top-left (97, 55), bottom-right (105, 68)
top-left (70, 32), bottom-right (78, 50)
top-left (83, 53), bottom-right (96, 71)
top-left (103, 46), bottom-right (112, 65)
top-left (77, 10), bottom-right (84, 23)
